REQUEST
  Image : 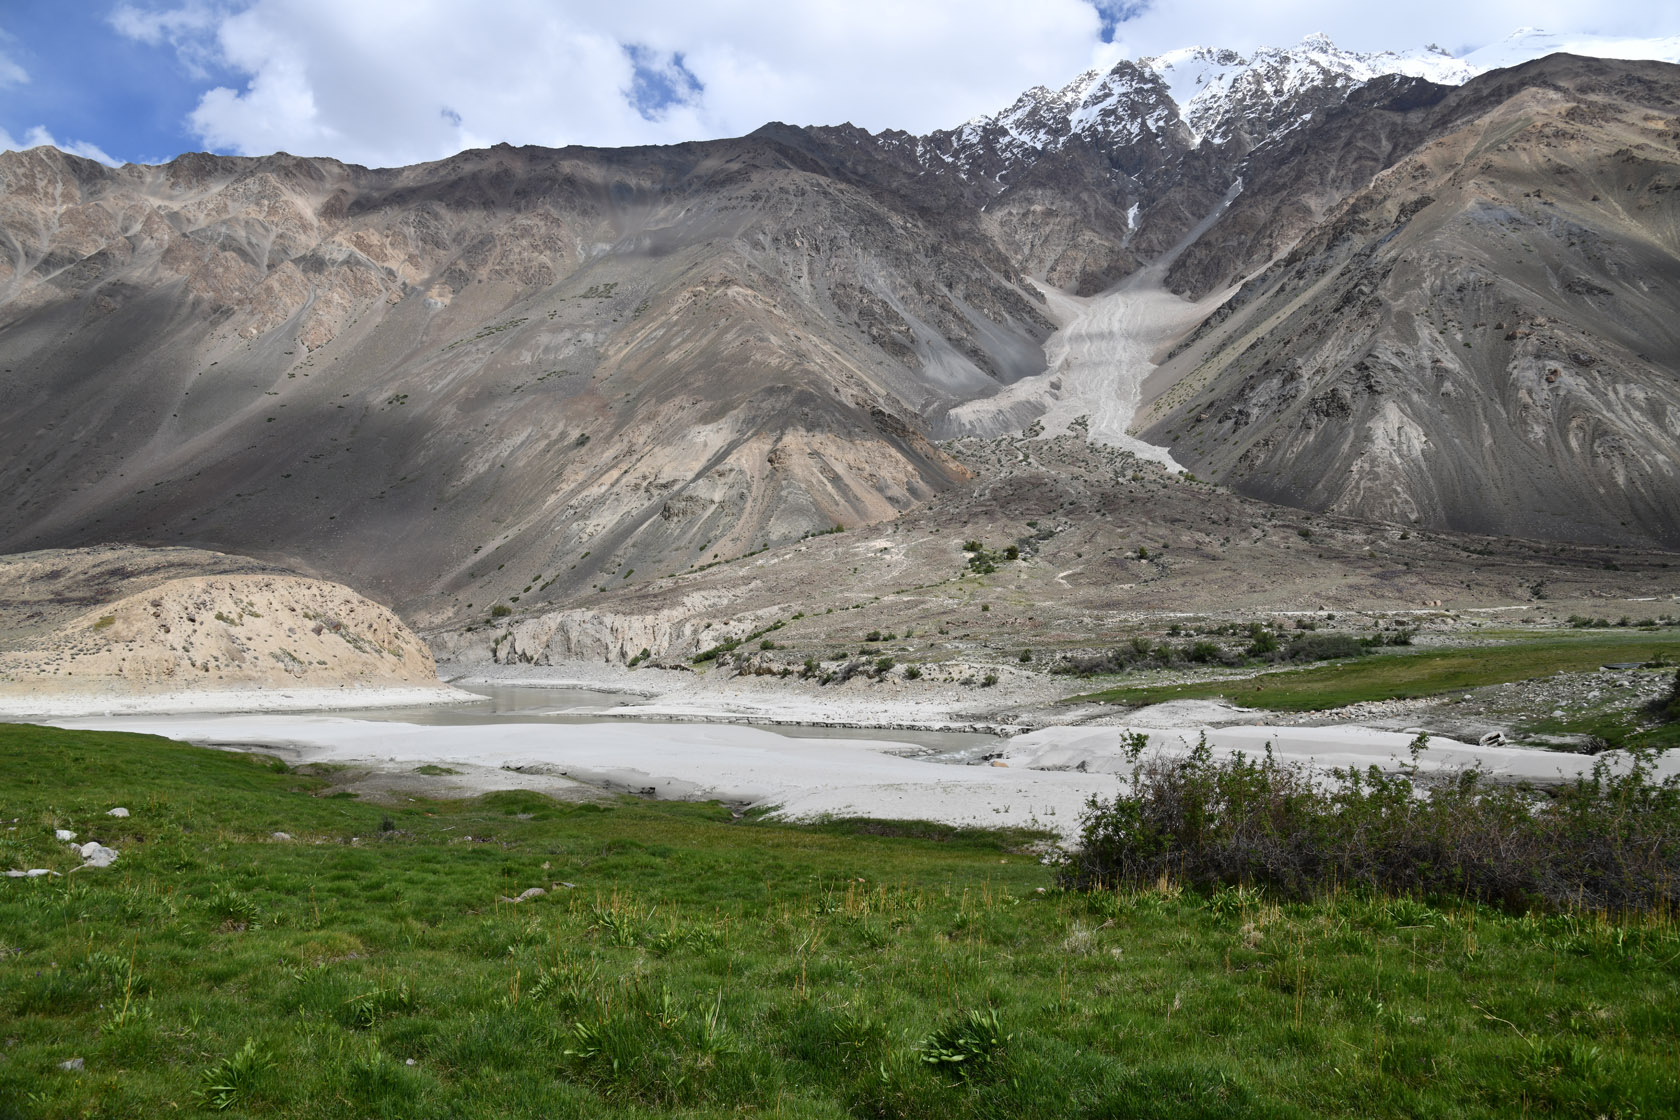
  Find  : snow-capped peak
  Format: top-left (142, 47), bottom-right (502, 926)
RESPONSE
top-left (1459, 28), bottom-right (1680, 74)
top-left (924, 29), bottom-right (1680, 188)
top-left (1141, 33), bottom-right (1479, 144)
top-left (1124, 29), bottom-right (1680, 145)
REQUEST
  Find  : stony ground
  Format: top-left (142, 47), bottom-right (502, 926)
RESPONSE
top-left (435, 433), bottom-right (1679, 747)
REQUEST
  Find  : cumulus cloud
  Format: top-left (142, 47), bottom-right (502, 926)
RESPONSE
top-left (0, 125), bottom-right (121, 166)
top-left (104, 0), bottom-right (1680, 166)
top-left (110, 0), bottom-right (1110, 166)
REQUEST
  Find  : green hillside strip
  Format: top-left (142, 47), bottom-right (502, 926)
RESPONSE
top-left (3, 723), bottom-right (1677, 1118)
top-left (1068, 632), bottom-right (1680, 711)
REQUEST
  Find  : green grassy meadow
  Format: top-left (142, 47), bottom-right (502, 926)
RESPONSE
top-left (2, 722), bottom-right (1677, 1118)
top-left (1070, 631), bottom-right (1680, 714)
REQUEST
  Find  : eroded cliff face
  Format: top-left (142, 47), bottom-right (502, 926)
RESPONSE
top-left (1141, 57), bottom-right (1680, 545)
top-left (0, 546), bottom-right (439, 695)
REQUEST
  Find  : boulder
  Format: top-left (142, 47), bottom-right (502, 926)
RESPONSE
top-left (76, 842), bottom-right (118, 868)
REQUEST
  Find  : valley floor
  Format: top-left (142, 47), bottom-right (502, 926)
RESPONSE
top-left (43, 642), bottom-right (1680, 840)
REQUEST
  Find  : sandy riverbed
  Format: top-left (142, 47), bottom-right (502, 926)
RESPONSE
top-left (48, 682), bottom-right (1665, 840)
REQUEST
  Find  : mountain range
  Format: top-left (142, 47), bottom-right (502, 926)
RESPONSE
top-left (1, 30), bottom-right (1677, 627)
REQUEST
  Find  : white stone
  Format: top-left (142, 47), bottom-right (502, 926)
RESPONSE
top-left (76, 842), bottom-right (118, 868)
top-left (106, 807), bottom-right (129, 818)
top-left (54, 829), bottom-right (76, 842)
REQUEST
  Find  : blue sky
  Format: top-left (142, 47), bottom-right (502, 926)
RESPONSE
top-left (3, 1), bottom-right (1677, 168)
top-left (0, 2), bottom-right (225, 164)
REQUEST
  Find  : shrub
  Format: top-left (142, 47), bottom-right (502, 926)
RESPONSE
top-left (1185, 640), bottom-right (1222, 664)
top-left (1059, 732), bottom-right (1680, 913)
top-left (1244, 625), bottom-right (1279, 657)
top-left (1018, 649), bottom-right (1032, 663)
top-left (1284, 633), bottom-right (1364, 662)
top-left (1651, 670), bottom-right (1680, 723)
top-left (489, 605), bottom-right (512, 618)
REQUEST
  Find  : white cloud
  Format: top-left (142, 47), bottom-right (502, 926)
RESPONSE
top-left (1105, 0), bottom-right (1675, 59)
top-left (0, 49), bottom-right (26, 87)
top-left (106, 0), bottom-right (1680, 167)
top-left (0, 125), bottom-right (121, 166)
top-left (109, 0), bottom-right (228, 79)
top-left (111, 0), bottom-right (1111, 166)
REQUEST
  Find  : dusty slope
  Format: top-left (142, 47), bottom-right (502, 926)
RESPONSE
top-left (0, 546), bottom-right (442, 700)
top-left (1140, 56), bottom-right (1680, 544)
top-left (0, 139), bottom-right (1050, 624)
top-left (432, 433), bottom-right (1680, 674)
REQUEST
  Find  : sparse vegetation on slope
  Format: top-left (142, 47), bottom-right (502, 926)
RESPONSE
top-left (1073, 631), bottom-right (1680, 714)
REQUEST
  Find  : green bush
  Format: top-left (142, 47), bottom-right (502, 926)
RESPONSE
top-left (1245, 625), bottom-right (1279, 657)
top-left (1284, 633), bottom-right (1364, 662)
top-left (1186, 641), bottom-right (1221, 664)
top-left (1651, 670), bottom-right (1680, 723)
top-left (1060, 732), bottom-right (1680, 913)
top-left (489, 604), bottom-right (512, 618)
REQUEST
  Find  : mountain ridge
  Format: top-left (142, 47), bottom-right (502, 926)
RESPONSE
top-left (0, 37), bottom-right (1676, 628)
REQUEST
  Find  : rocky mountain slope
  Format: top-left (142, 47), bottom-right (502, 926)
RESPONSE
top-left (0, 137), bottom-right (1054, 624)
top-left (0, 35), bottom-right (1677, 631)
top-left (431, 433), bottom-right (1678, 672)
top-left (1139, 55), bottom-right (1680, 545)
top-left (0, 546), bottom-right (440, 697)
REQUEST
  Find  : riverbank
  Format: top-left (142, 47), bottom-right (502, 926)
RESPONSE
top-left (0, 683), bottom-right (477, 719)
